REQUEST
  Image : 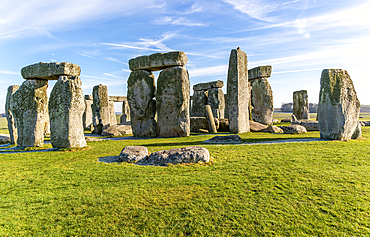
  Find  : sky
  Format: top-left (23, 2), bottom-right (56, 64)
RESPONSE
top-left (0, 0), bottom-right (369, 113)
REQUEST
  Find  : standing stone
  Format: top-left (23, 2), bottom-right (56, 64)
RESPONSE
top-left (122, 101), bottom-right (130, 122)
top-left (49, 76), bottom-right (86, 148)
top-left (127, 70), bottom-right (158, 137)
top-left (10, 80), bottom-right (48, 147)
top-left (157, 66), bottom-right (190, 137)
top-left (83, 99), bottom-right (93, 131)
top-left (226, 48), bottom-right (250, 134)
top-left (250, 79), bottom-right (273, 125)
top-left (207, 88), bottom-right (225, 119)
top-left (191, 90), bottom-right (208, 117)
top-left (293, 90), bottom-right (309, 120)
top-left (92, 84), bottom-right (110, 135)
top-left (5, 85), bottom-right (20, 144)
top-left (318, 69), bottom-right (361, 140)
top-left (205, 105), bottom-right (217, 133)
top-left (109, 101), bottom-right (117, 126)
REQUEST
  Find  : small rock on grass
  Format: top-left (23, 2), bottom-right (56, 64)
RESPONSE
top-left (119, 146), bottom-right (149, 163)
top-left (280, 125), bottom-right (307, 134)
top-left (203, 135), bottom-right (243, 144)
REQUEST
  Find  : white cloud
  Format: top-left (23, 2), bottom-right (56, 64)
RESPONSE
top-left (0, 70), bottom-right (19, 75)
top-left (104, 57), bottom-right (128, 65)
top-left (153, 17), bottom-right (206, 26)
top-left (188, 65), bottom-right (228, 77)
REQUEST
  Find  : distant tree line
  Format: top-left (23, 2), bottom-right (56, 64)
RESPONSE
top-left (280, 103), bottom-right (318, 113)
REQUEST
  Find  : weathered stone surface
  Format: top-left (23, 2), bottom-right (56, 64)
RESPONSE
top-left (84, 95), bottom-right (93, 100)
top-left (193, 80), bottom-right (224, 91)
top-left (5, 85), bottom-right (20, 144)
top-left (248, 66), bottom-right (272, 80)
top-left (129, 51), bottom-right (188, 71)
top-left (218, 118), bottom-right (229, 132)
top-left (119, 146), bottom-right (149, 163)
top-left (280, 125), bottom-right (307, 134)
top-left (0, 135), bottom-right (11, 143)
top-left (318, 69), bottom-right (361, 140)
top-left (92, 84), bottom-right (111, 135)
top-left (292, 114), bottom-right (297, 122)
top-left (10, 79), bottom-right (48, 147)
top-left (127, 70), bottom-right (158, 137)
top-left (21, 62), bottom-right (80, 80)
top-left (157, 66), bottom-right (190, 137)
top-left (190, 117), bottom-right (219, 132)
top-left (292, 120), bottom-right (319, 131)
top-left (109, 101), bottom-right (117, 126)
top-left (204, 135), bottom-right (242, 144)
top-left (83, 99), bottom-right (93, 131)
top-left (102, 124), bottom-right (132, 136)
top-left (249, 120), bottom-right (268, 132)
top-left (122, 101), bottom-right (130, 122)
top-left (205, 105), bottom-right (217, 133)
top-left (272, 119), bottom-right (278, 123)
top-left (191, 90), bottom-right (207, 117)
top-left (49, 76), bottom-right (86, 148)
top-left (227, 48), bottom-right (250, 134)
top-left (109, 96), bottom-right (127, 102)
top-left (250, 78), bottom-right (273, 125)
top-left (281, 117), bottom-right (293, 122)
top-left (207, 88), bottom-right (225, 119)
top-left (263, 126), bottom-right (283, 133)
top-left (293, 90), bottom-right (309, 120)
top-left (138, 146), bottom-right (210, 166)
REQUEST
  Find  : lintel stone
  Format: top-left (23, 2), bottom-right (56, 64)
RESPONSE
top-left (193, 80), bottom-right (224, 91)
top-left (248, 66), bottom-right (272, 80)
top-left (129, 51), bottom-right (188, 71)
top-left (21, 62), bottom-right (81, 80)
top-left (109, 96), bottom-right (127, 102)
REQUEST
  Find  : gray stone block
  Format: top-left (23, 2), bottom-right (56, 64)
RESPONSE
top-left (129, 51), bottom-right (188, 71)
top-left (21, 62), bottom-right (80, 80)
top-left (193, 80), bottom-right (224, 91)
top-left (5, 85), bottom-right (20, 144)
top-left (248, 66), bottom-right (272, 80)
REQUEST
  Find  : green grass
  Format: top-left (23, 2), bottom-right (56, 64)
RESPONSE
top-left (1, 128), bottom-right (370, 236)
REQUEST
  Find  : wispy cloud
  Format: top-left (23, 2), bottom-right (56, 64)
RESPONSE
top-left (0, 70), bottom-right (19, 75)
top-left (103, 73), bottom-right (125, 79)
top-left (153, 17), bottom-right (206, 26)
top-left (188, 65), bottom-right (228, 77)
top-left (75, 52), bottom-right (96, 59)
top-left (104, 57), bottom-right (128, 65)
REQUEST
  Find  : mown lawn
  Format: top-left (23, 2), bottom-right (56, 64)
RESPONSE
top-left (1, 127), bottom-right (370, 236)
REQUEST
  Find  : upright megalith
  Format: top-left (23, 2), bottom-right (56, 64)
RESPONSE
top-left (191, 90), bottom-right (208, 117)
top-left (92, 84), bottom-right (110, 134)
top-left (5, 85), bottom-right (20, 144)
top-left (157, 66), bottom-right (190, 137)
top-left (127, 70), bottom-right (159, 137)
top-left (10, 80), bottom-right (48, 147)
top-left (49, 76), bottom-right (86, 148)
top-left (121, 101), bottom-right (130, 123)
top-left (109, 101), bottom-right (117, 126)
top-left (318, 69), bottom-right (361, 140)
top-left (83, 98), bottom-right (93, 131)
top-left (226, 48), bottom-right (250, 134)
top-left (293, 90), bottom-right (309, 120)
top-left (207, 87), bottom-right (225, 119)
top-left (248, 66), bottom-right (273, 125)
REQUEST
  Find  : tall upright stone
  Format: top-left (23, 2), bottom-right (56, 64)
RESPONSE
top-left (49, 76), bottom-right (86, 148)
top-left (10, 80), bottom-right (48, 147)
top-left (157, 66), bottom-right (190, 137)
top-left (191, 90), bottom-right (208, 117)
top-left (109, 101), bottom-right (117, 126)
top-left (318, 69), bottom-right (361, 140)
top-left (248, 66), bottom-right (273, 125)
top-left (127, 70), bottom-right (158, 137)
top-left (293, 90), bottom-right (309, 120)
top-left (5, 85), bottom-right (20, 144)
top-left (207, 88), bottom-right (225, 119)
top-left (92, 84), bottom-right (110, 134)
top-left (122, 101), bottom-right (130, 122)
top-left (83, 99), bottom-right (93, 131)
top-left (226, 48), bottom-right (250, 134)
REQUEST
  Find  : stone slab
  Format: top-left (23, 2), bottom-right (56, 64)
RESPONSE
top-left (109, 96), bottom-right (127, 102)
top-left (21, 62), bottom-right (81, 80)
top-left (129, 51), bottom-right (188, 71)
top-left (248, 66), bottom-right (272, 80)
top-left (193, 80), bottom-right (224, 91)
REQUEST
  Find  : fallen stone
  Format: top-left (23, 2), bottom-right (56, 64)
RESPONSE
top-left (85, 137), bottom-right (103, 142)
top-left (293, 90), bottom-right (310, 120)
top-left (101, 124), bottom-right (132, 136)
top-left (281, 117), bottom-right (292, 123)
top-left (157, 66), bottom-right (190, 137)
top-left (92, 84), bottom-right (111, 135)
top-left (227, 48), bottom-right (250, 134)
top-left (49, 76), bottom-right (86, 148)
top-left (272, 119), bottom-right (278, 123)
top-left (138, 146), bottom-right (210, 166)
top-left (127, 70), bottom-right (158, 137)
top-left (0, 135), bottom-right (10, 143)
top-left (190, 117), bottom-right (219, 132)
top-left (21, 62), bottom-right (81, 80)
top-left (263, 126), bottom-right (283, 133)
top-left (203, 135), bottom-right (243, 144)
top-left (129, 51), bottom-right (188, 71)
top-left (119, 146), bottom-right (149, 163)
top-left (5, 85), bottom-right (20, 144)
top-left (248, 66), bottom-right (272, 80)
top-left (193, 80), bottom-right (224, 91)
top-left (292, 120), bottom-right (319, 131)
top-left (198, 129), bottom-right (209, 133)
top-left (280, 125), bottom-right (307, 134)
top-left (249, 120), bottom-right (268, 132)
top-left (318, 69), bottom-right (361, 140)
top-left (205, 105), bottom-right (217, 133)
top-left (109, 96), bottom-right (127, 102)
top-left (10, 79), bottom-right (48, 147)
top-left (207, 88), bottom-right (225, 118)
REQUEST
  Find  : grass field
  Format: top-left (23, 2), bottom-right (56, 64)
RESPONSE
top-left (1, 123), bottom-right (370, 235)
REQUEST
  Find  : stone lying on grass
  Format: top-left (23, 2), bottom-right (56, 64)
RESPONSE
top-left (101, 124), bottom-right (132, 136)
top-left (292, 120), bottom-right (319, 131)
top-left (85, 137), bottom-right (103, 142)
top-left (21, 62), bottom-right (81, 80)
top-left (280, 125), bottom-right (307, 134)
top-left (281, 117), bottom-right (292, 122)
top-left (137, 146), bottom-right (210, 166)
top-left (119, 146), bottom-right (149, 163)
top-left (263, 126), bottom-right (283, 133)
top-left (203, 135), bottom-right (243, 144)
top-left (0, 135), bottom-right (11, 143)
top-left (190, 117), bottom-right (219, 132)
top-left (249, 121), bottom-right (268, 132)
top-left (272, 119), bottom-right (279, 123)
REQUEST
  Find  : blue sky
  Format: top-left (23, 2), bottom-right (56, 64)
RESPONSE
top-left (1, 0), bottom-right (369, 113)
